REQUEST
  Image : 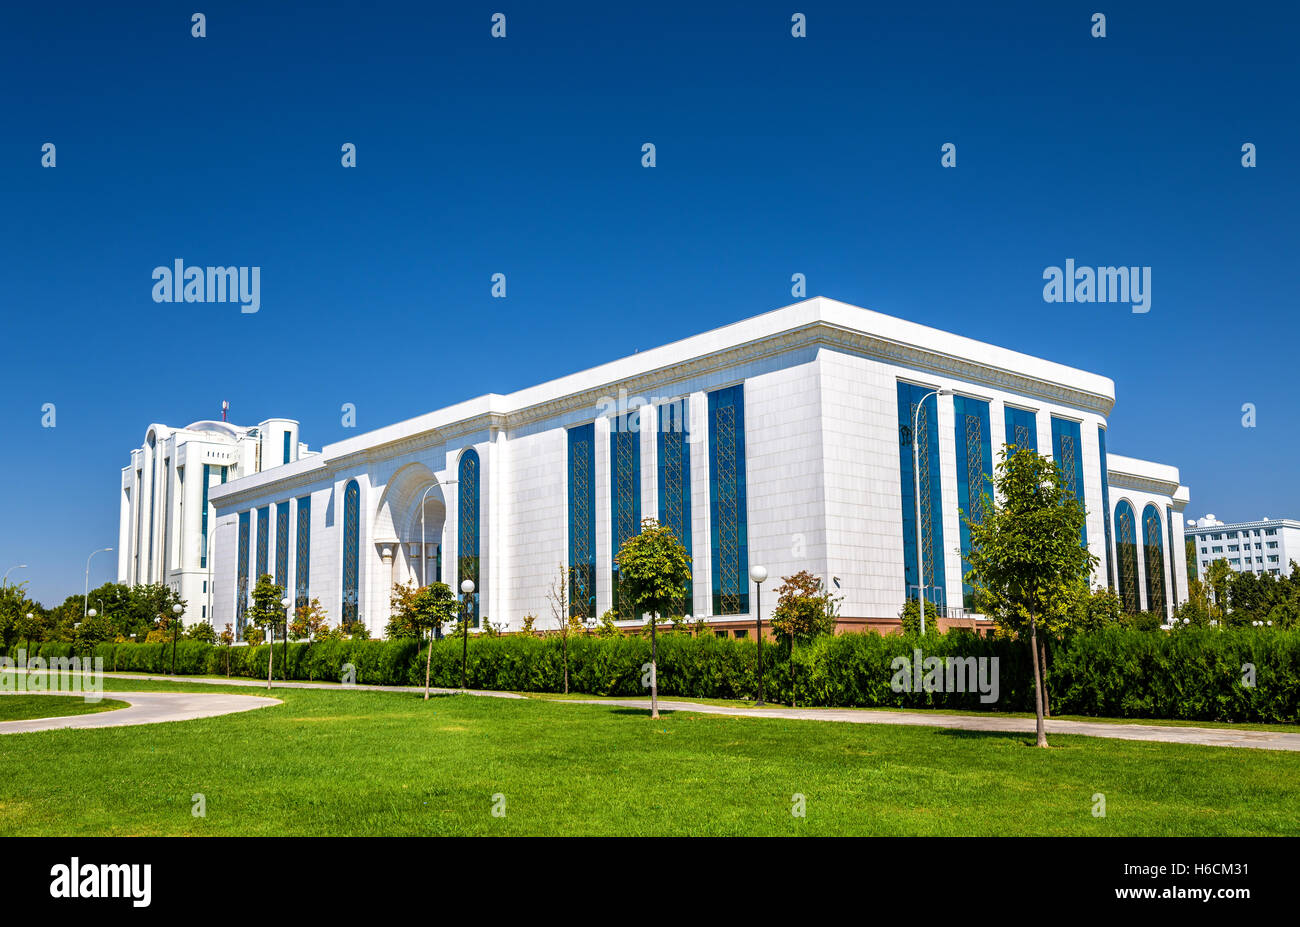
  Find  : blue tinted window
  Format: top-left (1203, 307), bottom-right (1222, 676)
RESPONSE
top-left (898, 382), bottom-right (946, 609)
top-left (708, 385), bottom-right (749, 616)
top-left (236, 511), bottom-right (250, 638)
top-left (1115, 500), bottom-right (1139, 613)
top-left (611, 412), bottom-right (642, 618)
top-left (342, 480), bottom-right (360, 625)
top-left (1004, 406), bottom-right (1038, 455)
top-left (295, 496), bottom-right (311, 609)
top-left (1098, 426), bottom-right (1114, 590)
top-left (1051, 417), bottom-right (1087, 547)
top-left (256, 505), bottom-right (270, 578)
top-left (199, 464), bottom-right (226, 568)
top-left (953, 395), bottom-right (992, 610)
top-left (568, 425), bottom-right (596, 620)
top-left (457, 451), bottom-right (481, 626)
top-left (657, 399), bottom-right (692, 606)
top-left (283, 431), bottom-right (291, 465)
top-left (275, 501), bottom-right (290, 590)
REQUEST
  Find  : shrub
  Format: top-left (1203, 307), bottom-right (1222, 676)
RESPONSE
top-left (4, 627), bottom-right (1296, 722)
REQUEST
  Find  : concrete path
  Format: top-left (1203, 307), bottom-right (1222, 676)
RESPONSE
top-left (6, 670), bottom-right (522, 696)
top-left (8, 669), bottom-right (1297, 751)
top-left (568, 698), bottom-right (1300, 752)
top-left (0, 691), bottom-right (280, 735)
top-left (13, 670), bottom-right (527, 700)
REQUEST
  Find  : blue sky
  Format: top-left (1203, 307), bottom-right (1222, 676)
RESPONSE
top-left (2, 1), bottom-right (1296, 606)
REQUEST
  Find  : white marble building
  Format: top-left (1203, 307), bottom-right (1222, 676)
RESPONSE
top-left (201, 297), bottom-right (1190, 639)
top-left (118, 417), bottom-right (312, 623)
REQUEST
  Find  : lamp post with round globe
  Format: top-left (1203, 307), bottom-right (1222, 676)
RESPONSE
top-left (911, 388), bottom-right (951, 634)
top-left (460, 579), bottom-right (475, 689)
top-left (750, 565), bottom-right (767, 706)
top-left (280, 597), bottom-right (291, 680)
top-left (170, 603), bottom-right (184, 675)
top-left (83, 547), bottom-right (112, 619)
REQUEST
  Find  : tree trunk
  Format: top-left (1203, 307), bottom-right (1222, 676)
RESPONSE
top-left (563, 636), bottom-right (569, 695)
top-left (1029, 617), bottom-right (1047, 747)
top-left (267, 627), bottom-right (273, 691)
top-left (650, 617), bottom-right (659, 720)
top-left (1038, 636), bottom-right (1051, 718)
top-left (423, 635), bottom-right (433, 700)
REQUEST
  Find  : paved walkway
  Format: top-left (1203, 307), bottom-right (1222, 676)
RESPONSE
top-left (569, 698), bottom-right (1300, 752)
top-left (6, 670), bottom-right (527, 700)
top-left (7, 670), bottom-right (1298, 751)
top-left (0, 691), bottom-right (280, 735)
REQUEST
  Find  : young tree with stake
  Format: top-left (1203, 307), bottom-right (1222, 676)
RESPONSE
top-left (614, 519), bottom-right (692, 719)
top-left (965, 447), bottom-right (1094, 748)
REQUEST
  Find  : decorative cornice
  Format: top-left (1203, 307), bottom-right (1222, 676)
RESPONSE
top-left (215, 320), bottom-right (1115, 504)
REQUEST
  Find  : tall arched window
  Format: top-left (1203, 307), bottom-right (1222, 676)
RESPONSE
top-left (1114, 500), bottom-right (1139, 614)
top-left (458, 449), bottom-right (481, 626)
top-left (1098, 426), bottom-right (1115, 591)
top-left (1142, 503), bottom-right (1166, 616)
top-left (295, 495), bottom-right (311, 609)
top-left (341, 480), bottom-right (360, 626)
top-left (611, 412), bottom-right (641, 619)
top-left (236, 511), bottom-right (250, 638)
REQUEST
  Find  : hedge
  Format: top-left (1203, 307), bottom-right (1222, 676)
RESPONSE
top-left (3, 628), bottom-right (1297, 722)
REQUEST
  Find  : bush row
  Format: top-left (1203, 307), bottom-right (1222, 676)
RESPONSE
top-left (4, 628), bottom-right (1297, 722)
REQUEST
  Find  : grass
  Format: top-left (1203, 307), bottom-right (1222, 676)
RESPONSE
top-left (0, 694), bottom-right (127, 722)
top-left (0, 675), bottom-right (1297, 836)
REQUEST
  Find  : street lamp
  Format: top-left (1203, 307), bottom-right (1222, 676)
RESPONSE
top-left (280, 596), bottom-right (291, 679)
top-left (460, 579), bottom-right (475, 690)
top-left (749, 565), bottom-right (767, 705)
top-left (171, 603), bottom-right (183, 675)
top-left (83, 548), bottom-right (113, 619)
top-left (2, 564), bottom-right (27, 586)
top-left (911, 388), bottom-right (952, 635)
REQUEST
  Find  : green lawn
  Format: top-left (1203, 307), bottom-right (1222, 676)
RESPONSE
top-left (0, 694), bottom-right (127, 722)
top-left (1, 675), bottom-right (1296, 836)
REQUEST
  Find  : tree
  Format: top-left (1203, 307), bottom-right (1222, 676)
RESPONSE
top-left (184, 620), bottom-right (217, 643)
top-left (898, 598), bottom-right (940, 637)
top-left (545, 565), bottom-right (585, 694)
top-left (386, 581), bottom-right (423, 640)
top-left (407, 583), bottom-right (458, 699)
top-left (613, 519), bottom-right (692, 719)
top-left (0, 582), bottom-right (35, 649)
top-left (218, 624), bottom-right (235, 676)
top-left (72, 610), bottom-right (113, 655)
top-left (1066, 586), bottom-right (1124, 634)
top-left (246, 574), bottom-right (286, 689)
top-left (965, 447), bottom-right (1095, 747)
top-left (289, 598), bottom-right (329, 642)
top-left (770, 570), bottom-right (838, 645)
top-left (1205, 559), bottom-right (1233, 621)
top-left (14, 608), bottom-right (47, 653)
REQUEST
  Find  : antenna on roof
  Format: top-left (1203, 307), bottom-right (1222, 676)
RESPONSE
top-left (221, 400), bottom-right (229, 422)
